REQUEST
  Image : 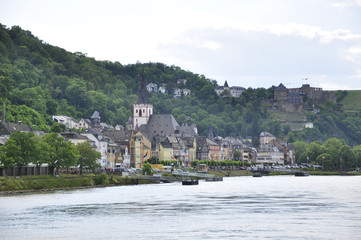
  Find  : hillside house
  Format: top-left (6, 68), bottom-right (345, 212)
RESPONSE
top-left (215, 81), bottom-right (245, 98)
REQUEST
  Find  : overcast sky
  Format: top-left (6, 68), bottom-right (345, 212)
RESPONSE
top-left (1, 0), bottom-right (361, 90)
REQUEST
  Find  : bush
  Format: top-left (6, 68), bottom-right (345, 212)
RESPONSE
top-left (142, 162), bottom-right (153, 175)
top-left (93, 173), bottom-right (108, 185)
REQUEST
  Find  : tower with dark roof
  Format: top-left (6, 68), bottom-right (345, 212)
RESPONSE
top-left (91, 111), bottom-right (101, 128)
top-left (133, 71), bottom-right (153, 130)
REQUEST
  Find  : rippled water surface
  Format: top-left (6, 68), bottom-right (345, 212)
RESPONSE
top-left (1, 176), bottom-right (361, 239)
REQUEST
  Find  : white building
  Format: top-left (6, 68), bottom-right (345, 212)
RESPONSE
top-left (260, 132), bottom-right (276, 145)
top-left (52, 115), bottom-right (79, 129)
top-left (146, 83), bottom-right (158, 92)
top-left (215, 81), bottom-right (245, 98)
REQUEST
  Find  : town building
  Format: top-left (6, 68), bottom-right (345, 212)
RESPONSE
top-left (215, 81), bottom-right (245, 98)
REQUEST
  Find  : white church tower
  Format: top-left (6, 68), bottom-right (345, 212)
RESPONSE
top-left (133, 72), bottom-right (153, 130)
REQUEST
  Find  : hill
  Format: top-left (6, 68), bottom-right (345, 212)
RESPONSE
top-left (340, 90), bottom-right (361, 112)
top-left (1, 23), bottom-right (361, 146)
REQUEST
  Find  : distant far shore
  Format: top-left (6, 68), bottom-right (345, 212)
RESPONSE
top-left (1, 170), bottom-right (360, 195)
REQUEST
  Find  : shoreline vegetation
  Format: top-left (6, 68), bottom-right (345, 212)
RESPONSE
top-left (1, 170), bottom-right (360, 195)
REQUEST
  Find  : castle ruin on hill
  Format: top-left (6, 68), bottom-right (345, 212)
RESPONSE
top-left (273, 83), bottom-right (336, 112)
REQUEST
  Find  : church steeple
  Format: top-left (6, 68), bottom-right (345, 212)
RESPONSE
top-left (133, 70), bottom-right (153, 130)
top-left (137, 71), bottom-right (148, 104)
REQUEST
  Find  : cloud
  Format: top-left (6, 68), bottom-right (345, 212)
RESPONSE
top-left (342, 46), bottom-right (361, 64)
top-left (226, 23), bottom-right (361, 43)
top-left (331, 0), bottom-right (361, 9)
top-left (158, 24), bottom-right (361, 89)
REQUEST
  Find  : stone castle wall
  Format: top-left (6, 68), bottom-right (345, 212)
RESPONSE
top-left (273, 84), bottom-right (336, 112)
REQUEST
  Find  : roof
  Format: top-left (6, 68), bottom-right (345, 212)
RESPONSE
top-left (275, 83), bottom-right (287, 91)
top-left (0, 122), bottom-right (31, 135)
top-left (91, 111), bottom-right (100, 119)
top-left (139, 114), bottom-right (179, 138)
top-left (181, 136), bottom-right (196, 148)
top-left (260, 132), bottom-right (274, 137)
top-left (126, 117), bottom-right (133, 124)
top-left (60, 132), bottom-right (88, 140)
top-left (206, 138), bottom-right (219, 146)
top-left (102, 130), bottom-right (132, 144)
top-left (175, 123), bottom-right (197, 137)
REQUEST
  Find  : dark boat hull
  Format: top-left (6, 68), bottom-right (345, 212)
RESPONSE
top-left (205, 176), bottom-right (223, 182)
top-left (295, 171), bottom-right (309, 177)
top-left (182, 179), bottom-right (199, 185)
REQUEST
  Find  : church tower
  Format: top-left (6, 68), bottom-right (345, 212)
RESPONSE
top-left (133, 72), bottom-right (153, 130)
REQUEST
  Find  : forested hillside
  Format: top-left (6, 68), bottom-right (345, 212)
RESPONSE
top-left (1, 24), bottom-right (361, 146)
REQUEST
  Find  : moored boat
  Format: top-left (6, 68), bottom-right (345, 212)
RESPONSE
top-left (182, 178), bottom-right (199, 185)
top-left (253, 172), bottom-right (262, 177)
top-left (205, 176), bottom-right (223, 182)
top-left (295, 171), bottom-right (309, 177)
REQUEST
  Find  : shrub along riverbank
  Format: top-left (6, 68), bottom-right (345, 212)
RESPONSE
top-left (0, 173), bottom-right (156, 194)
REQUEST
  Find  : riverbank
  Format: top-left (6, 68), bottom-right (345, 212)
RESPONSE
top-left (0, 173), bottom-right (157, 195)
top-left (208, 169), bottom-right (361, 176)
top-left (1, 170), bottom-right (360, 195)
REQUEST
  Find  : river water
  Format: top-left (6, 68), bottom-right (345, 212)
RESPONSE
top-left (1, 175), bottom-right (361, 240)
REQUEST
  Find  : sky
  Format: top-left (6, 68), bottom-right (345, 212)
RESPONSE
top-left (1, 0), bottom-right (361, 90)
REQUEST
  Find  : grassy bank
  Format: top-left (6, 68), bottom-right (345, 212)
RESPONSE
top-left (208, 170), bottom-right (253, 177)
top-left (0, 173), bottom-right (154, 194)
top-left (340, 90), bottom-right (361, 111)
top-left (210, 169), bottom-right (361, 177)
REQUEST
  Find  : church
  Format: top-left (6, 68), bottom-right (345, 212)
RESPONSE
top-left (130, 73), bottom-right (198, 167)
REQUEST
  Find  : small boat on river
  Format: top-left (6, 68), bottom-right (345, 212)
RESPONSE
top-left (295, 171), bottom-right (309, 177)
top-left (205, 176), bottom-right (223, 182)
top-left (253, 172), bottom-right (262, 177)
top-left (182, 178), bottom-right (199, 185)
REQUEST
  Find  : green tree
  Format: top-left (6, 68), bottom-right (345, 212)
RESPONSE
top-left (76, 141), bottom-right (101, 174)
top-left (233, 150), bottom-right (241, 160)
top-left (42, 133), bottom-right (78, 175)
top-left (283, 124), bottom-right (291, 135)
top-left (32, 139), bottom-right (50, 174)
top-left (339, 145), bottom-right (355, 170)
top-left (352, 145), bottom-right (361, 169)
top-left (142, 162), bottom-right (153, 175)
top-left (316, 153), bottom-right (332, 170)
top-left (269, 120), bottom-right (281, 137)
top-left (293, 141), bottom-right (307, 163)
top-left (50, 122), bottom-right (66, 133)
top-left (0, 68), bottom-right (13, 122)
top-left (9, 132), bottom-right (39, 168)
top-left (306, 141), bottom-right (324, 163)
top-left (0, 139), bottom-right (21, 175)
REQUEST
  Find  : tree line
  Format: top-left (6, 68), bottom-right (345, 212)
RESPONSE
top-left (293, 137), bottom-right (361, 170)
top-left (0, 131), bottom-right (100, 175)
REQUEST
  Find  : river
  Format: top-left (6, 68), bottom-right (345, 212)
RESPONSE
top-left (1, 175), bottom-right (361, 240)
